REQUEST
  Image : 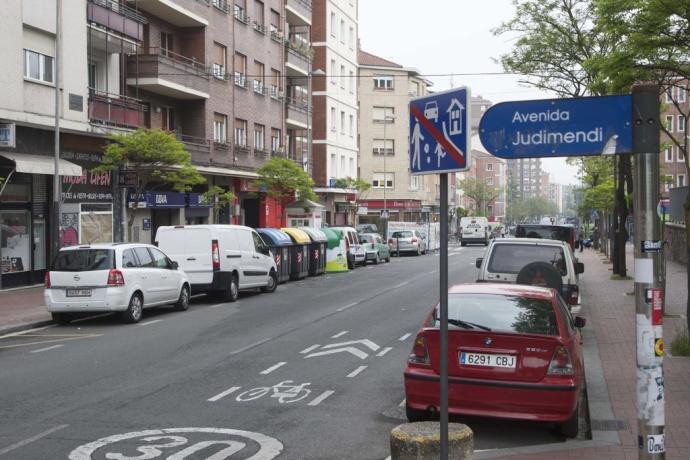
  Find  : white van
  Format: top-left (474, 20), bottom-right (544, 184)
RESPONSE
top-left (155, 225), bottom-right (277, 301)
top-left (459, 216), bottom-right (489, 246)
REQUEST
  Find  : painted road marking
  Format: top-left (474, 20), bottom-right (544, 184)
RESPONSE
top-left (68, 428), bottom-right (283, 460)
top-left (0, 424), bottom-right (69, 456)
top-left (399, 333), bottom-right (412, 341)
top-left (138, 319), bottom-right (163, 326)
top-left (376, 347), bottom-right (393, 357)
top-left (307, 390), bottom-right (335, 406)
top-left (230, 337), bottom-right (272, 355)
top-left (30, 344), bottom-right (64, 353)
top-left (331, 330), bottom-right (348, 339)
top-left (260, 362), bottom-right (287, 375)
top-left (393, 282), bottom-right (406, 289)
top-left (336, 302), bottom-right (358, 312)
top-left (300, 344), bottom-right (320, 354)
top-left (305, 339), bottom-right (380, 360)
top-left (0, 334), bottom-right (102, 350)
top-left (207, 386), bottom-right (241, 402)
top-left (346, 366), bottom-right (367, 378)
top-left (305, 347), bottom-right (368, 360)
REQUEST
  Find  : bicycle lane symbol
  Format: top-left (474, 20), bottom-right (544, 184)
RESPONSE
top-left (236, 380), bottom-right (312, 404)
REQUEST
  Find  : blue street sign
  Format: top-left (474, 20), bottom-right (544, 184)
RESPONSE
top-left (409, 87), bottom-right (471, 175)
top-left (478, 95), bottom-right (633, 159)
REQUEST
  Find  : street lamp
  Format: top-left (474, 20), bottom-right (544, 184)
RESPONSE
top-left (382, 113), bottom-right (396, 234)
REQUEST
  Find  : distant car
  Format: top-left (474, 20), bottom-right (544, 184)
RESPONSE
top-left (424, 101), bottom-right (439, 122)
top-left (404, 283), bottom-right (586, 438)
top-left (330, 226), bottom-right (365, 268)
top-left (515, 224), bottom-right (577, 251)
top-left (356, 223), bottom-right (379, 235)
top-left (359, 232), bottom-right (391, 264)
top-left (44, 243), bottom-right (190, 324)
top-left (389, 230), bottom-right (426, 256)
top-left (459, 216), bottom-right (489, 246)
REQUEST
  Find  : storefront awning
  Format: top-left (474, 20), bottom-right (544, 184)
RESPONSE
top-left (192, 165), bottom-right (259, 179)
top-left (0, 152), bottom-right (82, 176)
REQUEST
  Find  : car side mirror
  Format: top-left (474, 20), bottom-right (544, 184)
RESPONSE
top-left (575, 262), bottom-right (584, 274)
top-left (171, 261), bottom-right (179, 270)
top-left (574, 316), bottom-right (586, 328)
top-left (475, 257), bottom-right (483, 269)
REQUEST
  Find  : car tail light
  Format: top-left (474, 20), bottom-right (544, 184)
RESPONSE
top-left (388, 239), bottom-right (394, 245)
top-left (408, 333), bottom-right (431, 366)
top-left (212, 240), bottom-right (220, 270)
top-left (411, 237), bottom-right (418, 243)
top-left (44, 272), bottom-right (51, 288)
top-left (568, 285), bottom-right (579, 305)
top-left (107, 269), bottom-right (125, 286)
top-left (547, 346), bottom-right (575, 375)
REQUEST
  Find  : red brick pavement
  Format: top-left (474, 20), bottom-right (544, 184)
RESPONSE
top-left (0, 285), bottom-right (51, 334)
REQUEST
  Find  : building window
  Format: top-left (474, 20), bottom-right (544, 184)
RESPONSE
top-left (234, 118), bottom-right (247, 146)
top-left (330, 12), bottom-right (336, 37)
top-left (23, 49), bottom-right (54, 84)
top-left (373, 75), bottom-right (394, 90)
top-left (254, 124), bottom-right (265, 150)
top-left (665, 146), bottom-right (673, 162)
top-left (330, 153), bottom-right (337, 178)
top-left (254, 0), bottom-right (264, 25)
top-left (409, 81), bottom-right (419, 97)
top-left (410, 175), bottom-right (419, 190)
top-left (678, 86), bottom-right (687, 103)
top-left (679, 174), bottom-right (686, 187)
top-left (160, 32), bottom-right (174, 57)
top-left (340, 65), bottom-right (345, 89)
top-left (665, 87), bottom-right (673, 103)
top-left (253, 60), bottom-right (265, 94)
top-left (678, 115), bottom-right (686, 133)
top-left (486, 163), bottom-right (493, 171)
top-left (665, 115), bottom-right (674, 132)
top-left (349, 158), bottom-right (354, 177)
top-left (373, 139), bottom-right (394, 155)
top-left (212, 42), bottom-right (226, 79)
top-left (330, 59), bottom-right (337, 84)
top-left (487, 204), bottom-right (493, 214)
top-left (340, 19), bottom-right (345, 43)
top-left (678, 148), bottom-right (685, 162)
top-left (665, 175), bottom-right (673, 192)
top-left (213, 113), bottom-right (227, 143)
top-left (234, 52), bottom-right (247, 87)
top-left (372, 173), bottom-right (394, 189)
top-left (271, 128), bottom-right (281, 152)
top-left (372, 106), bottom-right (395, 122)
top-left (161, 107), bottom-right (175, 131)
top-left (340, 156), bottom-right (346, 178)
top-left (340, 110), bottom-right (345, 133)
top-left (270, 9), bottom-right (280, 35)
top-left (486, 177), bottom-right (494, 186)
top-left (349, 26), bottom-right (354, 49)
top-left (349, 70), bottom-right (354, 93)
top-left (270, 68), bottom-right (281, 97)
top-left (349, 114), bottom-right (354, 137)
top-left (330, 107), bottom-right (336, 131)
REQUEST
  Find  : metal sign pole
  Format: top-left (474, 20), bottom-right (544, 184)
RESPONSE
top-left (631, 83), bottom-right (665, 459)
top-left (439, 172), bottom-right (449, 459)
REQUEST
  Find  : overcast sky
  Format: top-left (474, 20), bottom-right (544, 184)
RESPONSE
top-left (357, 0), bottom-right (581, 186)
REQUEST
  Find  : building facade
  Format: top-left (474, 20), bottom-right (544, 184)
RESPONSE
top-left (457, 137), bottom-right (506, 221)
top-left (660, 82), bottom-right (688, 197)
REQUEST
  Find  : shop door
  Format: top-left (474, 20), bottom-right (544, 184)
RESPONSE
top-left (243, 198), bottom-right (259, 228)
top-left (33, 219), bottom-right (46, 271)
top-left (1, 210), bottom-right (32, 288)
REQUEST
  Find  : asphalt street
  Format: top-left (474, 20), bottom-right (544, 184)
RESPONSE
top-left (0, 244), bottom-right (575, 459)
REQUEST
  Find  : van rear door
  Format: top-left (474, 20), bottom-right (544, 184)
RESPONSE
top-left (157, 227), bottom-right (212, 285)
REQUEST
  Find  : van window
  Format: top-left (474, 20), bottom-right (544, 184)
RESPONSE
top-left (52, 249), bottom-right (114, 271)
top-left (488, 244), bottom-right (567, 276)
top-left (252, 231), bottom-right (266, 252)
top-left (515, 225), bottom-right (574, 243)
top-left (392, 231), bottom-right (413, 238)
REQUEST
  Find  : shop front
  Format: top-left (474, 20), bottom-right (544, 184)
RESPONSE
top-left (359, 199), bottom-right (423, 227)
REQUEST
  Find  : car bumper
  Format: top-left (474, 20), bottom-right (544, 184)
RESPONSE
top-left (404, 368), bottom-right (579, 422)
top-left (461, 236), bottom-right (486, 243)
top-left (44, 288), bottom-right (130, 312)
top-left (390, 243), bottom-right (419, 252)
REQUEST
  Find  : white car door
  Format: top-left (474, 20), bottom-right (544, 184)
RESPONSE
top-left (251, 230), bottom-right (274, 285)
top-left (149, 247), bottom-right (180, 303)
top-left (132, 247), bottom-right (160, 305)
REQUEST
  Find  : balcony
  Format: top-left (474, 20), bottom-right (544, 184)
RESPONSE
top-left (88, 0), bottom-right (147, 42)
top-left (126, 0), bottom-right (208, 27)
top-left (127, 48), bottom-right (210, 100)
top-left (285, 0), bottom-right (311, 26)
top-left (177, 133), bottom-right (211, 162)
top-left (285, 97), bottom-right (308, 129)
top-left (88, 89), bottom-right (147, 129)
top-left (285, 43), bottom-right (310, 77)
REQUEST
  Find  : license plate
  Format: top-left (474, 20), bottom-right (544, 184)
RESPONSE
top-left (66, 289), bottom-right (92, 297)
top-left (460, 352), bottom-right (516, 368)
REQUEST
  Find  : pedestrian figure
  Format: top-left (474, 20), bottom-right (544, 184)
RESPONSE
top-left (578, 226), bottom-right (584, 253)
top-left (500, 226), bottom-right (506, 238)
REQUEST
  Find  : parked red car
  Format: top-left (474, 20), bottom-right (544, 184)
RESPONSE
top-left (404, 283), bottom-right (585, 437)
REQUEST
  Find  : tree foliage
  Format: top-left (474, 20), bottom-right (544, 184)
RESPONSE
top-left (254, 157), bottom-right (317, 204)
top-left (202, 185), bottom-right (236, 222)
top-left (335, 176), bottom-right (371, 217)
top-left (459, 177), bottom-right (501, 216)
top-left (509, 196), bottom-right (559, 223)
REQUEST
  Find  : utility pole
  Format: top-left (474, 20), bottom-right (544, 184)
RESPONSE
top-left (52, 0), bottom-right (62, 260)
top-left (632, 82), bottom-right (665, 459)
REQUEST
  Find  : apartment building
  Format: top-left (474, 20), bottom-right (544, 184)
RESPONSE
top-left (310, 0), bottom-right (358, 225)
top-left (357, 49), bottom-right (451, 225)
top-left (661, 82), bottom-right (688, 197)
top-left (457, 137), bottom-right (506, 221)
top-left (0, 0), bottom-right (313, 288)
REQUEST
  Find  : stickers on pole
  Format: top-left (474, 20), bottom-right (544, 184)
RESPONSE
top-left (646, 288), bottom-right (664, 326)
top-left (647, 433), bottom-right (665, 454)
top-left (636, 366), bottom-right (665, 426)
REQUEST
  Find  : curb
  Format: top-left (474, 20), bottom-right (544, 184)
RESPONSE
top-left (0, 319), bottom-right (54, 337)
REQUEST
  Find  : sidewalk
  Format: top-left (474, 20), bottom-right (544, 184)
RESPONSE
top-left (488, 244), bottom-right (690, 459)
top-left (0, 286), bottom-right (52, 335)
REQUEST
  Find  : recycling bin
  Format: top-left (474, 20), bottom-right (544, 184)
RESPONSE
top-left (321, 227), bottom-right (349, 273)
top-left (256, 228), bottom-right (292, 284)
top-left (281, 227), bottom-right (310, 280)
top-left (300, 227), bottom-right (327, 276)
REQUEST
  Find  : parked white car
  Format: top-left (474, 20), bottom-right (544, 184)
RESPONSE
top-left (44, 243), bottom-right (190, 324)
top-left (459, 216), bottom-right (489, 246)
top-left (155, 225), bottom-right (278, 301)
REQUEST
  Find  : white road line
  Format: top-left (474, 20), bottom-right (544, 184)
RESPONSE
top-left (260, 362), bottom-right (287, 375)
top-left (399, 333), bottom-right (412, 341)
top-left (393, 282), bottom-right (406, 288)
top-left (0, 424), bottom-right (69, 456)
top-left (429, 269), bottom-right (438, 274)
top-left (331, 330), bottom-right (348, 339)
top-left (207, 386), bottom-right (241, 402)
top-left (138, 319), bottom-right (163, 326)
top-left (307, 390), bottom-right (335, 406)
top-left (0, 325), bottom-right (56, 339)
top-left (30, 344), bottom-right (63, 354)
top-left (448, 253), bottom-right (459, 257)
top-left (346, 365), bottom-right (367, 378)
top-left (300, 344), bottom-right (320, 354)
top-left (210, 303), bottom-right (226, 308)
top-left (336, 302), bottom-right (358, 312)
top-left (376, 347), bottom-right (393, 357)
top-left (399, 398), bottom-right (406, 407)
top-left (230, 337), bottom-right (272, 355)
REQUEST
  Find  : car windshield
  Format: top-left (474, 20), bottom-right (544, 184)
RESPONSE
top-left (392, 231), bottom-right (413, 238)
top-left (488, 244), bottom-right (567, 275)
top-left (52, 249), bottom-right (115, 272)
top-left (436, 294), bottom-right (559, 336)
top-left (516, 225), bottom-right (572, 242)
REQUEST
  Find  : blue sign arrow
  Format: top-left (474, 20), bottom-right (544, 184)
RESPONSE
top-left (409, 87), bottom-right (471, 175)
top-left (478, 95), bottom-right (633, 159)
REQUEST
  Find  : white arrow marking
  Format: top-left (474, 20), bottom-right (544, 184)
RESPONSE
top-left (347, 365), bottom-right (367, 378)
top-left (260, 362), bottom-right (286, 375)
top-left (399, 333), bottom-right (412, 341)
top-left (376, 347), bottom-right (393, 357)
top-left (331, 330), bottom-right (348, 339)
top-left (207, 386), bottom-right (241, 402)
top-left (321, 339), bottom-right (380, 352)
top-left (308, 390), bottom-right (335, 406)
top-left (300, 344), bottom-right (320, 354)
top-left (305, 347), bottom-right (369, 360)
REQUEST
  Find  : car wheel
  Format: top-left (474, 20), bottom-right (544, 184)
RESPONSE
top-left (461, 242), bottom-right (466, 247)
top-left (51, 312), bottom-right (72, 325)
top-left (223, 274), bottom-right (240, 302)
top-left (405, 403), bottom-right (429, 422)
top-left (559, 403), bottom-right (579, 438)
top-left (174, 284), bottom-right (190, 311)
top-left (122, 293), bottom-right (143, 324)
top-left (416, 247), bottom-right (421, 256)
top-left (374, 253), bottom-right (380, 265)
top-left (261, 270), bottom-right (278, 293)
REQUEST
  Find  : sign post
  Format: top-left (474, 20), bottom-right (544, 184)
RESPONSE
top-left (410, 87), bottom-right (470, 459)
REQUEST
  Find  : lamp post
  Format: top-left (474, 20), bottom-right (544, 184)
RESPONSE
top-left (383, 113), bottom-right (395, 236)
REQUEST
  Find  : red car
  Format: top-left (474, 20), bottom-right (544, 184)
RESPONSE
top-left (404, 283), bottom-right (585, 437)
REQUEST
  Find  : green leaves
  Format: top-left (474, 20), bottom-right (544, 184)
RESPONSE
top-left (254, 157), bottom-right (317, 203)
top-left (334, 177), bottom-right (372, 193)
top-left (459, 177), bottom-right (501, 215)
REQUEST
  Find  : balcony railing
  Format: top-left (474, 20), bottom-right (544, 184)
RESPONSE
top-left (234, 72), bottom-right (247, 88)
top-left (253, 80), bottom-right (266, 95)
top-left (88, 89), bottom-right (147, 129)
top-left (88, 0), bottom-right (147, 42)
top-left (285, 0), bottom-right (312, 25)
top-left (233, 5), bottom-right (250, 24)
top-left (177, 133), bottom-right (211, 160)
top-left (127, 47), bottom-right (210, 98)
top-left (253, 21), bottom-right (267, 34)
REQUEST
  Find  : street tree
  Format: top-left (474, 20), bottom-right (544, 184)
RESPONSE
top-left (254, 157), bottom-right (317, 224)
top-left (96, 129), bottom-right (205, 240)
top-left (459, 177), bottom-right (501, 217)
top-left (510, 196), bottom-right (559, 223)
top-left (202, 185), bottom-right (236, 223)
top-left (335, 177), bottom-right (372, 219)
top-left (596, 0), bottom-right (690, 334)
top-left (495, 0), bottom-right (633, 276)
